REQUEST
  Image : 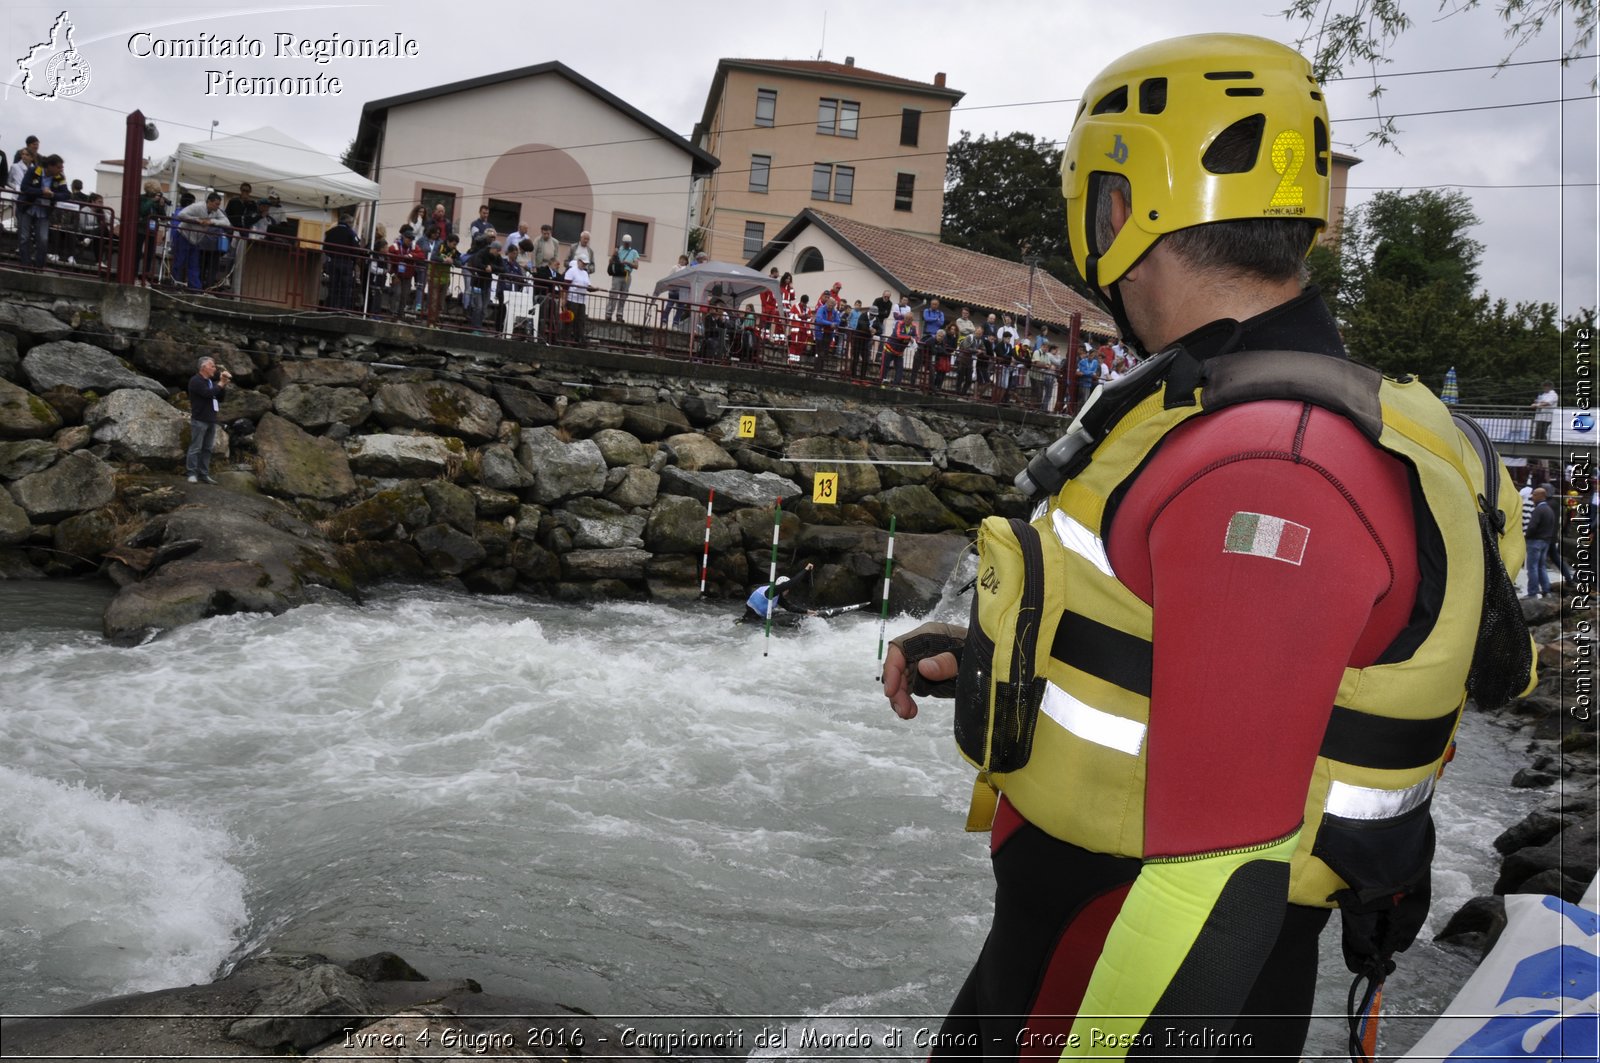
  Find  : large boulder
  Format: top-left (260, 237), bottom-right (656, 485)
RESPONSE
top-left (370, 381), bottom-right (502, 443)
top-left (946, 433), bottom-right (1001, 476)
top-left (770, 407), bottom-right (875, 440)
top-left (322, 485), bottom-right (431, 543)
top-left (622, 402), bottom-right (692, 441)
top-left (516, 427), bottom-right (607, 504)
top-left (0, 491), bottom-right (30, 545)
top-left (54, 506), bottom-right (120, 567)
top-left (658, 466), bottom-right (800, 510)
top-left (646, 494), bottom-right (740, 555)
top-left (0, 378), bottom-right (63, 439)
top-left (556, 497), bottom-right (646, 549)
top-left (560, 548), bottom-right (652, 581)
top-left (986, 432), bottom-right (1029, 482)
top-left (871, 442), bottom-right (938, 487)
top-left (225, 963), bottom-right (377, 1052)
top-left (606, 466), bottom-right (660, 509)
top-left (412, 523), bottom-right (487, 575)
top-left (0, 439), bottom-right (60, 480)
top-left (0, 332), bottom-right (19, 382)
top-left (872, 410), bottom-right (946, 451)
top-left (7, 450), bottom-right (116, 522)
top-left (126, 332), bottom-right (208, 381)
top-left (267, 359), bottom-right (369, 389)
top-left (709, 410), bottom-right (784, 452)
top-left (890, 530), bottom-right (973, 611)
top-left (253, 414), bottom-right (357, 502)
top-left (478, 442), bottom-right (536, 490)
top-left (0, 303), bottom-right (72, 347)
top-left (345, 433), bottom-right (465, 479)
top-left (591, 428), bottom-right (650, 468)
top-left (492, 383), bottom-right (558, 426)
top-left (874, 484), bottom-right (967, 533)
top-left (102, 488), bottom-right (357, 642)
top-left (422, 481), bottom-right (476, 534)
top-left (559, 400), bottom-right (626, 436)
top-left (785, 436), bottom-right (881, 502)
top-left (87, 389), bottom-right (226, 464)
top-left (273, 385), bottom-right (371, 431)
top-left (218, 387), bottom-right (274, 425)
top-left (664, 432), bottom-right (736, 472)
top-left (21, 341), bottom-right (165, 395)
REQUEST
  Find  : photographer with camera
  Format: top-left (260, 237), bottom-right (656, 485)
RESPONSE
top-left (185, 355), bottom-right (230, 484)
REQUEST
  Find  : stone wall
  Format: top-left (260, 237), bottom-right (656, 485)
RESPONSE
top-left (0, 271), bottom-right (1064, 639)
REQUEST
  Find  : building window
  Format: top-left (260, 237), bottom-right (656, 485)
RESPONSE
top-left (616, 219), bottom-right (649, 256)
top-left (900, 108), bottom-right (921, 147)
top-left (894, 173), bottom-right (915, 212)
top-left (833, 165), bottom-right (854, 205)
top-left (817, 97), bottom-right (859, 137)
top-left (551, 209), bottom-right (585, 243)
top-left (487, 198), bottom-right (521, 238)
top-left (755, 88), bottom-right (777, 127)
top-left (749, 154), bottom-right (771, 194)
top-left (812, 163), bottom-right (832, 201)
top-left (421, 189), bottom-right (456, 231)
top-left (743, 221), bottom-right (765, 257)
top-left (812, 163), bottom-right (855, 204)
top-left (795, 246), bottom-right (824, 273)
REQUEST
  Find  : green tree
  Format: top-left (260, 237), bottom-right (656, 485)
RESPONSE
top-left (941, 131), bottom-right (1087, 291)
top-left (1326, 187), bottom-right (1562, 399)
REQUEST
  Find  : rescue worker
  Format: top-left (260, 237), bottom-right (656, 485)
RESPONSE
top-left (881, 34), bottom-right (1530, 1060)
top-left (741, 563), bottom-right (815, 624)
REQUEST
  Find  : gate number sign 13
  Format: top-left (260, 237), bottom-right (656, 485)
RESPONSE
top-left (812, 472), bottom-right (838, 504)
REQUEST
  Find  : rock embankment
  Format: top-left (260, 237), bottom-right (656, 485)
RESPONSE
top-left (0, 286), bottom-right (1062, 641)
top-left (1434, 593), bottom-right (1597, 954)
top-left (0, 951), bottom-right (661, 1060)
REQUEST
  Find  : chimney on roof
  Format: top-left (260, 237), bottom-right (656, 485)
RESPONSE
top-left (844, 56), bottom-right (855, 66)
top-left (934, 72), bottom-right (947, 87)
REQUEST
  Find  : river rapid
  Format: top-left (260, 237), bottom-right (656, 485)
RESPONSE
top-left (0, 580), bottom-right (1547, 1058)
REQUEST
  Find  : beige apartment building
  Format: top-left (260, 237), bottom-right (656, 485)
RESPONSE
top-left (692, 59), bottom-right (963, 264)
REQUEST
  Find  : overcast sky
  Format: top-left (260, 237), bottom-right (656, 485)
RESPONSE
top-left (3, 0), bottom-right (1596, 316)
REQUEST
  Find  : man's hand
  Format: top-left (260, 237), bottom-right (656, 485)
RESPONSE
top-left (883, 622), bottom-right (966, 720)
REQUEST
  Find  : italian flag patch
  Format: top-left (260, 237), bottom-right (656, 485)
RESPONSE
top-left (1223, 512), bottom-right (1309, 565)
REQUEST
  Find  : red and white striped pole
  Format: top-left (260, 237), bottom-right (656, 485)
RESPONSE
top-left (698, 489), bottom-right (716, 595)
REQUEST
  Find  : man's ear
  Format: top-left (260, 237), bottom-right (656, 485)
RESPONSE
top-left (1107, 185), bottom-right (1131, 240)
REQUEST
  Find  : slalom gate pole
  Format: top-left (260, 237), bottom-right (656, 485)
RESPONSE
top-left (764, 498), bottom-right (782, 656)
top-left (876, 515), bottom-right (897, 676)
top-left (698, 489), bottom-right (716, 595)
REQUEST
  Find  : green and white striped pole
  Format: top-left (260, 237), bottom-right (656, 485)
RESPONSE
top-left (876, 515), bottom-right (897, 676)
top-left (764, 498), bottom-right (783, 655)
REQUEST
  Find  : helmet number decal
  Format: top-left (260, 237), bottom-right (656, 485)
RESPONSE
top-left (1267, 130), bottom-right (1307, 214)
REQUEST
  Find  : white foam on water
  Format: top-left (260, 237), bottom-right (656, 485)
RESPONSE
top-left (0, 766), bottom-right (248, 1010)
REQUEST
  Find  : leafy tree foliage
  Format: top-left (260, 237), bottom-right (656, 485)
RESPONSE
top-left (1321, 188), bottom-right (1573, 402)
top-left (941, 131), bottom-right (1088, 291)
top-left (1283, 0), bottom-right (1597, 146)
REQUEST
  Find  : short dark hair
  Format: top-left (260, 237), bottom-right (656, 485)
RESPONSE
top-left (42, 153), bottom-right (63, 167)
top-left (207, 191), bottom-right (222, 202)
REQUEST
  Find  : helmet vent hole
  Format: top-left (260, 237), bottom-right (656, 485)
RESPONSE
top-left (1310, 91), bottom-right (1324, 101)
top-left (1314, 117), bottom-right (1330, 177)
top-left (1138, 78), bottom-right (1167, 114)
top-left (1203, 70), bottom-right (1254, 80)
top-left (1201, 114), bottom-right (1265, 174)
top-left (1091, 86), bottom-right (1128, 115)
top-left (1224, 87), bottom-right (1264, 97)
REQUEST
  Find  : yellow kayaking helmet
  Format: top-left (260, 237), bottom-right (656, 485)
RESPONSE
top-left (1062, 33), bottom-right (1331, 291)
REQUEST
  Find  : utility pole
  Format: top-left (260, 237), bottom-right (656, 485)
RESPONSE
top-left (1022, 252), bottom-right (1041, 338)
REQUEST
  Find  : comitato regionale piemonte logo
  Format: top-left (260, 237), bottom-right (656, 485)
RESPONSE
top-left (16, 10), bottom-right (92, 100)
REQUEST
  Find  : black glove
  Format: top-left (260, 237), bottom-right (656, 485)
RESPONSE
top-left (888, 622), bottom-right (966, 698)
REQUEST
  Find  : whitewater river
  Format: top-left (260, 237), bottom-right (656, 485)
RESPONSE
top-left (0, 579), bottom-right (1549, 1059)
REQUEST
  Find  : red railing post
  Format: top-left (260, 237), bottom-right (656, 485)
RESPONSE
top-left (116, 111), bottom-right (145, 287)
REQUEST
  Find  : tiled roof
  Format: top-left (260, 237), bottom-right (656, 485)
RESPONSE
top-left (792, 210), bottom-right (1117, 337)
top-left (718, 59), bottom-right (962, 98)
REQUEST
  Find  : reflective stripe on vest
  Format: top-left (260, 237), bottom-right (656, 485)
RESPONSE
top-left (1040, 680), bottom-right (1146, 756)
top-left (1052, 508), bottom-right (1115, 577)
top-left (1325, 775), bottom-right (1435, 821)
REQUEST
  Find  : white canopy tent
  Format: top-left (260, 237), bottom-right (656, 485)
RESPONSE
top-left (653, 261), bottom-right (779, 308)
top-left (148, 126), bottom-right (379, 211)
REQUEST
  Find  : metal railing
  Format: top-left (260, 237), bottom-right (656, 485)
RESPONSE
top-left (0, 188), bottom-right (118, 282)
top-left (0, 213), bottom-right (1099, 414)
top-left (1451, 404), bottom-right (1545, 446)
